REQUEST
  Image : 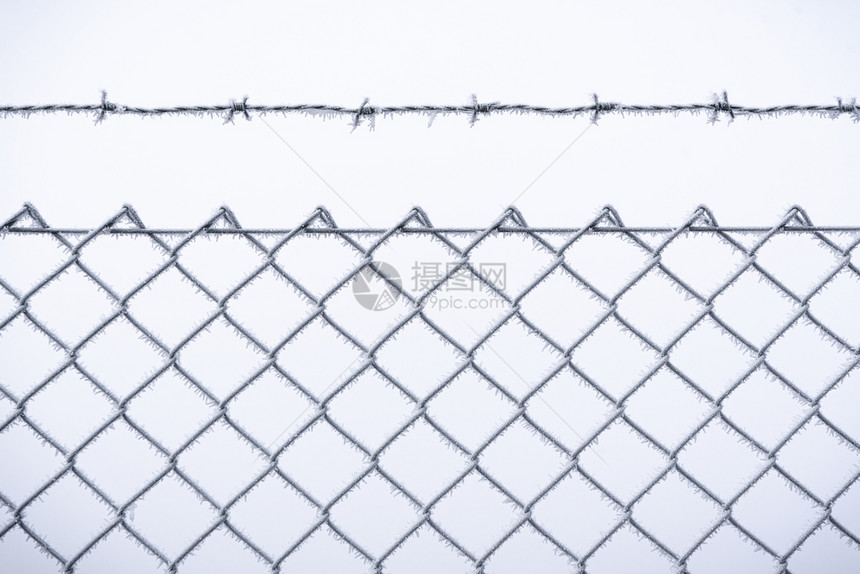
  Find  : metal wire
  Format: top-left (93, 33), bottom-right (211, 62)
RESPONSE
top-left (1, 91), bottom-right (859, 126)
top-left (0, 203), bottom-right (859, 573)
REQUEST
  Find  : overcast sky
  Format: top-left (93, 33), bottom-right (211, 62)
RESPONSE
top-left (1, 0), bottom-right (858, 229)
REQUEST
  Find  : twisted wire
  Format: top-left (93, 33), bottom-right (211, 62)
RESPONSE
top-left (1, 91), bottom-right (858, 126)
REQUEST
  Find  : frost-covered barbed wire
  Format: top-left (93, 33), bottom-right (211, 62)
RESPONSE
top-left (1, 91), bottom-right (859, 126)
top-left (0, 204), bottom-right (859, 573)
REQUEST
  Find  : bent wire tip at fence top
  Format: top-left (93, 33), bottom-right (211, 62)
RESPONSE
top-left (0, 203), bottom-right (859, 573)
top-left (1, 91), bottom-right (859, 127)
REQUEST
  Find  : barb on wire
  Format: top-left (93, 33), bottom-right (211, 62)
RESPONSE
top-left (95, 90), bottom-right (117, 125)
top-left (0, 203), bottom-right (859, 573)
top-left (590, 94), bottom-right (618, 125)
top-left (2, 91), bottom-right (859, 126)
top-left (351, 98), bottom-right (370, 131)
top-left (710, 91), bottom-right (735, 125)
top-left (224, 96), bottom-right (250, 125)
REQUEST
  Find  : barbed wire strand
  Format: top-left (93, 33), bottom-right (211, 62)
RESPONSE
top-left (1, 91), bottom-right (858, 126)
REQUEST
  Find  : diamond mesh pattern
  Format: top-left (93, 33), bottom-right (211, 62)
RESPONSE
top-left (1, 204), bottom-right (859, 573)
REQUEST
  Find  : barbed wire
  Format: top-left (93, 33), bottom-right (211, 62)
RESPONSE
top-left (1, 91), bottom-right (858, 126)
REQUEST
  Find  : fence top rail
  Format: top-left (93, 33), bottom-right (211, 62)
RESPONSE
top-left (2, 204), bottom-right (859, 236)
top-left (3, 226), bottom-right (860, 234)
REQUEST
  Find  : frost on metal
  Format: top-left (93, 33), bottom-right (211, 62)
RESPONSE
top-left (0, 204), bottom-right (859, 573)
top-left (2, 92), bottom-right (860, 126)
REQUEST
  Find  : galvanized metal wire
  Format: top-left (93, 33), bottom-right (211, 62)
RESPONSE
top-left (1, 91), bottom-right (859, 126)
top-left (0, 203), bottom-right (859, 573)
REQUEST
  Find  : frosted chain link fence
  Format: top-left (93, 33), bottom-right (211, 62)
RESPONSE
top-left (0, 203), bottom-right (859, 574)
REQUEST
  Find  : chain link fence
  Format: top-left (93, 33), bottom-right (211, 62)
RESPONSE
top-left (1, 204), bottom-right (859, 573)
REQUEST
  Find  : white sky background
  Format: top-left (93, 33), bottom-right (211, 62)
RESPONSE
top-left (0, 0), bottom-right (858, 228)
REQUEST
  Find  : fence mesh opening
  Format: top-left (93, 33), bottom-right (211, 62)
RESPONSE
top-left (1, 204), bottom-right (859, 574)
